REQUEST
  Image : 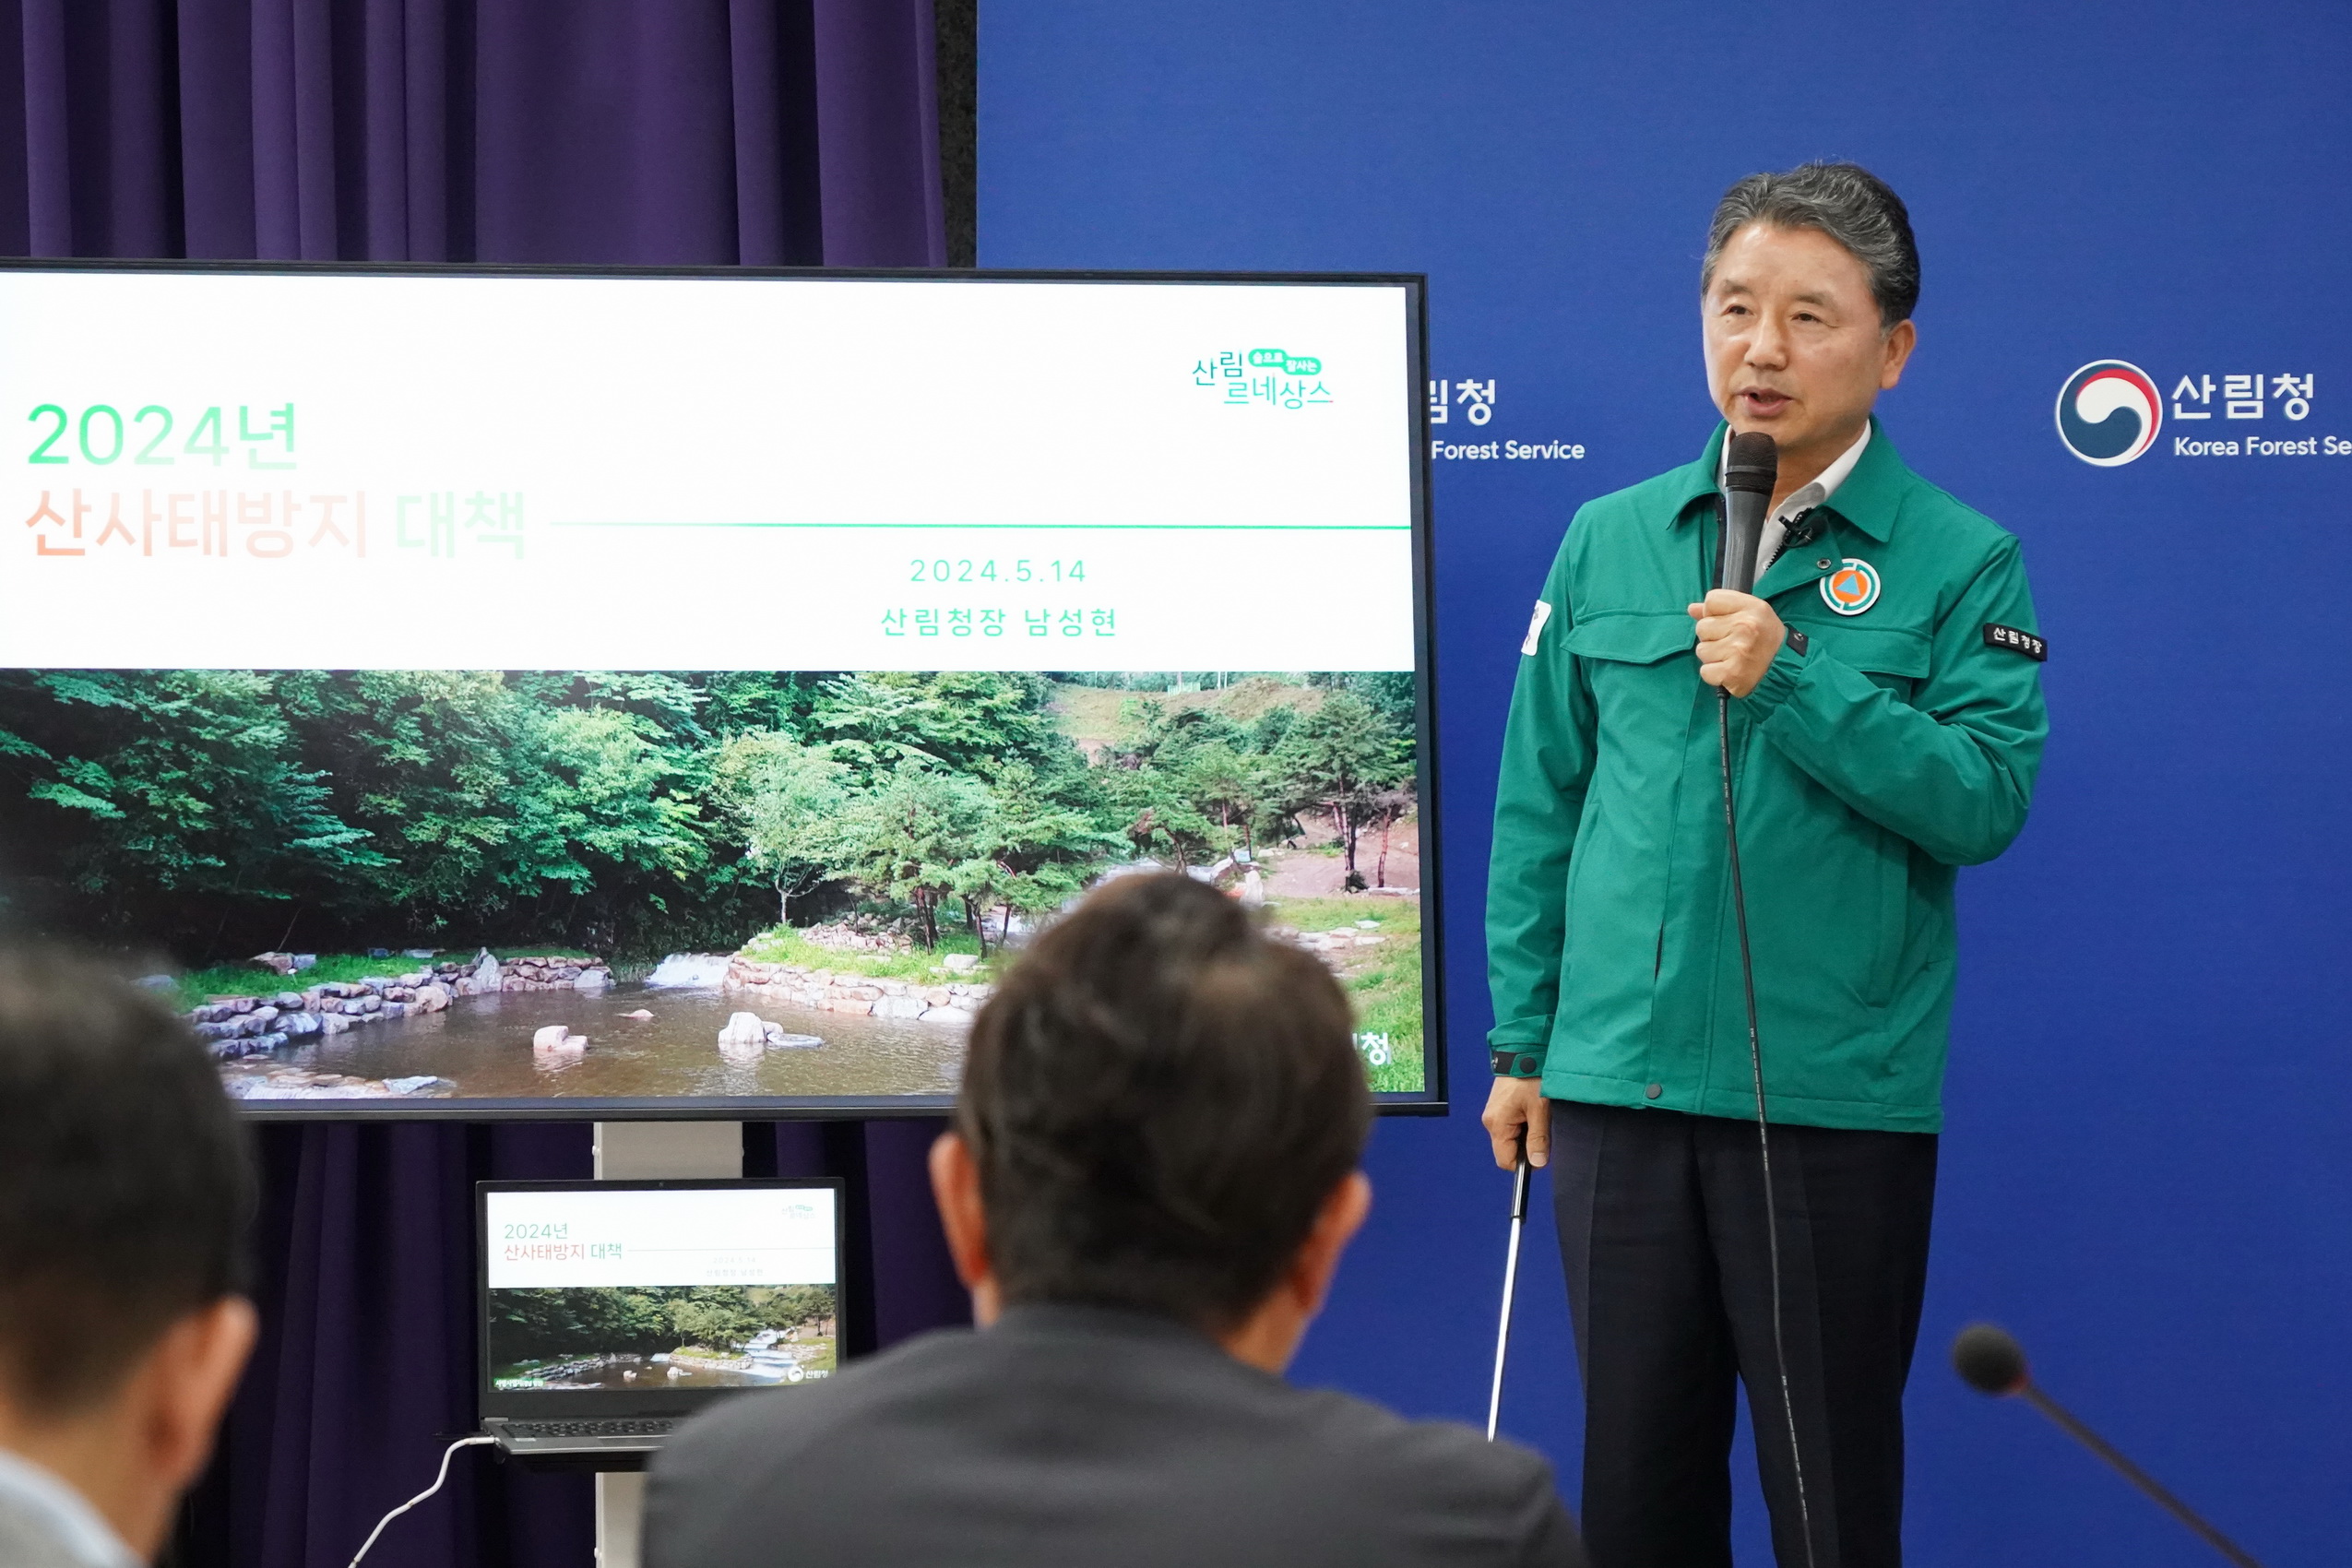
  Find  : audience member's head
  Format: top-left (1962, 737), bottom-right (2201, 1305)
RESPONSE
top-left (931, 873), bottom-right (1373, 1371)
top-left (0, 948), bottom-right (257, 1562)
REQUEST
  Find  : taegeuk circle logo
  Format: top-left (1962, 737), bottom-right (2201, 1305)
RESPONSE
top-left (2055, 361), bottom-right (2162, 467)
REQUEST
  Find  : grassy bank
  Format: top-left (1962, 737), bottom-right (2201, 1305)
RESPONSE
top-left (740, 894), bottom-right (1426, 1093)
top-left (735, 924), bottom-right (995, 984)
top-left (169, 947), bottom-right (593, 1013)
top-left (1263, 895), bottom-right (1425, 1094)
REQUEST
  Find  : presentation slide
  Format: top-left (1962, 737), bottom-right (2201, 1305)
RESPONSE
top-left (483, 1185), bottom-right (838, 1391)
top-left (0, 267), bottom-right (1435, 1112)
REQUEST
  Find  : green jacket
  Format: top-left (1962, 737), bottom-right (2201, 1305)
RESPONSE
top-left (1486, 421), bottom-right (2048, 1133)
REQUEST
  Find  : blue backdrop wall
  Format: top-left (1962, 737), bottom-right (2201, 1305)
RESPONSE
top-left (983, 4), bottom-right (2350, 1562)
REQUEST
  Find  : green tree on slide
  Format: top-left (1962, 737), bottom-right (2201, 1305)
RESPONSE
top-left (837, 760), bottom-right (994, 950)
top-left (712, 731), bottom-right (853, 924)
top-left (0, 670), bottom-right (387, 909)
top-left (1277, 692), bottom-right (1408, 883)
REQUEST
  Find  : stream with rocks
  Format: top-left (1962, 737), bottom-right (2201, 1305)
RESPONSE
top-left (212, 954), bottom-right (975, 1102)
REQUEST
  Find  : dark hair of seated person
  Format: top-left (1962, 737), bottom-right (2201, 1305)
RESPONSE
top-left (956, 873), bottom-right (1372, 1333)
top-left (0, 947), bottom-right (256, 1417)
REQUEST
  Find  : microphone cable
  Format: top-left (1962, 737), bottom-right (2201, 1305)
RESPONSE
top-left (1718, 665), bottom-right (1820, 1568)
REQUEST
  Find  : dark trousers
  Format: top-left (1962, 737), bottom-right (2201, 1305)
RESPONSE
top-left (1550, 1100), bottom-right (1937, 1568)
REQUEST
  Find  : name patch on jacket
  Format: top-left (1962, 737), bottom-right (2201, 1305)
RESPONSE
top-left (1983, 624), bottom-right (2047, 661)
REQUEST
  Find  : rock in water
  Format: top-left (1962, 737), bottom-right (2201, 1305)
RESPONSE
top-left (622, 1009), bottom-right (654, 1020)
top-left (574, 968), bottom-right (611, 991)
top-left (411, 983), bottom-right (451, 1014)
top-left (766, 1031), bottom-right (825, 1051)
top-left (718, 1012), bottom-right (769, 1059)
top-left (471, 951), bottom-right (501, 992)
top-left (531, 1024), bottom-right (573, 1050)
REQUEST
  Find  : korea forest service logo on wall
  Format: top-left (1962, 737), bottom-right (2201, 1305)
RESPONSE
top-left (1820, 558), bottom-right (1882, 616)
top-left (2055, 360), bottom-right (2163, 467)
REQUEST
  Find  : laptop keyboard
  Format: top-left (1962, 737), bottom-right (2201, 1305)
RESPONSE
top-left (502, 1419), bottom-right (677, 1442)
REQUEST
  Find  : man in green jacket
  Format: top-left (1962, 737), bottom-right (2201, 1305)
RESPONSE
top-left (1483, 162), bottom-right (2048, 1568)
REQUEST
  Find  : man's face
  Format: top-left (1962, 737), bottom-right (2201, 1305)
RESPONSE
top-left (1702, 221), bottom-right (1916, 471)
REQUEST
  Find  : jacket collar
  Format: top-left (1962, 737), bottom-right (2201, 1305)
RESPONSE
top-left (993, 1301), bottom-right (1225, 1351)
top-left (1668, 415), bottom-right (1904, 543)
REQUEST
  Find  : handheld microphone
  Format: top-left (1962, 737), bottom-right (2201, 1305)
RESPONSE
top-left (1717, 431), bottom-right (1777, 594)
top-left (1708, 425), bottom-right (1817, 1565)
top-left (1952, 1324), bottom-right (2265, 1568)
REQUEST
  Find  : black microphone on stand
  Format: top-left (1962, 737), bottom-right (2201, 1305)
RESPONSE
top-left (1717, 430), bottom-right (1777, 592)
top-left (1951, 1324), bottom-right (2266, 1568)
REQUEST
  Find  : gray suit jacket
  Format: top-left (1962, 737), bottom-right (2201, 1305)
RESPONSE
top-left (646, 1303), bottom-right (1583, 1568)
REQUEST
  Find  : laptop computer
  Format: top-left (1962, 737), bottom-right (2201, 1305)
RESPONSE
top-left (476, 1177), bottom-right (847, 1465)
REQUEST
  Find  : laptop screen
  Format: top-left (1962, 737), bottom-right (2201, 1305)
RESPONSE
top-left (477, 1179), bottom-right (846, 1420)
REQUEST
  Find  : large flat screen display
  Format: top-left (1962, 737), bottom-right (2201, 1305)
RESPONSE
top-left (0, 263), bottom-right (1438, 1116)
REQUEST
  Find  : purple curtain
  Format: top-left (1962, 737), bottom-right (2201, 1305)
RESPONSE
top-left (187, 1123), bottom-right (605, 1568)
top-left (0, 5), bottom-right (960, 1564)
top-left (750, 1121), bottom-right (968, 1350)
top-left (6, 0), bottom-right (945, 268)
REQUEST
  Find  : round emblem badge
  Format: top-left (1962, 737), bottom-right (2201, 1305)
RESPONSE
top-left (1820, 558), bottom-right (1882, 616)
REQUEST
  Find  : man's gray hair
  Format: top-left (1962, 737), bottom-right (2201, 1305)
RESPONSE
top-left (1702, 161), bottom-right (1919, 328)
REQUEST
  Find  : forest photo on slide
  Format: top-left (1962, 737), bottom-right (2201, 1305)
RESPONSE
top-left (0, 669), bottom-right (1428, 1099)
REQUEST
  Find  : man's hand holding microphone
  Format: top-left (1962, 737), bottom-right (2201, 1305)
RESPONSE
top-left (1690, 588), bottom-right (1786, 698)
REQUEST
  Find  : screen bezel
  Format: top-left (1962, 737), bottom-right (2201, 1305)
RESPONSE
top-left (0, 258), bottom-right (1443, 1120)
top-left (476, 1176), bottom-right (852, 1422)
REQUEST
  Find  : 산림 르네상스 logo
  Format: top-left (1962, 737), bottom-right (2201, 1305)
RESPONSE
top-left (2055, 361), bottom-right (2162, 467)
top-left (1191, 348), bottom-right (1330, 409)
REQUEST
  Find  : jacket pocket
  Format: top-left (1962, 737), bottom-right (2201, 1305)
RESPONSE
top-left (1562, 611), bottom-right (1694, 666)
top-left (1802, 623), bottom-right (1930, 701)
